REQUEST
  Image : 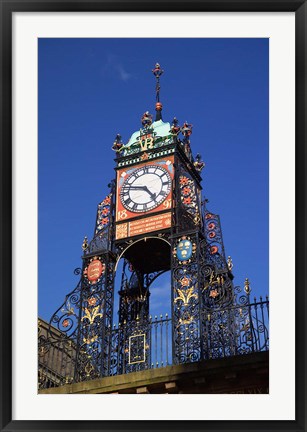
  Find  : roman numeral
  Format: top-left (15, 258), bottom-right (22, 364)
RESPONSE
top-left (136, 169), bottom-right (144, 177)
top-left (124, 197), bottom-right (132, 206)
top-left (127, 175), bottom-right (136, 184)
top-left (122, 185), bottom-right (130, 193)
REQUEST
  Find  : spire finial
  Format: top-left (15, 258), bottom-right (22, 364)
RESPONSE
top-left (152, 63), bottom-right (164, 121)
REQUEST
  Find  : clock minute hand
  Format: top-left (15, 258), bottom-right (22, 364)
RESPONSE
top-left (128, 185), bottom-right (147, 190)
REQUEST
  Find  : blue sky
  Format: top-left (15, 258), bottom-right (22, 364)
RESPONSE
top-left (38, 38), bottom-right (269, 322)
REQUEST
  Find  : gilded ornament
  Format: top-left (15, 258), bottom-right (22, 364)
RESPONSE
top-left (174, 287), bottom-right (198, 306)
top-left (193, 153), bottom-right (205, 172)
top-left (84, 363), bottom-right (94, 377)
top-left (82, 236), bottom-right (88, 251)
top-left (178, 316), bottom-right (194, 325)
top-left (112, 133), bottom-right (124, 153)
top-left (227, 256), bottom-right (233, 271)
top-left (83, 335), bottom-right (98, 344)
top-left (244, 278), bottom-right (251, 294)
top-left (81, 306), bottom-right (103, 325)
top-left (61, 300), bottom-right (75, 316)
top-left (203, 272), bottom-right (224, 291)
top-left (194, 213), bottom-right (201, 225)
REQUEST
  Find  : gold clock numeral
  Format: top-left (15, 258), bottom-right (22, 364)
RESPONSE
top-left (118, 209), bottom-right (128, 220)
top-left (162, 199), bottom-right (172, 209)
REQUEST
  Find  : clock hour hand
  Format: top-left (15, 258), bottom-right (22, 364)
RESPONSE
top-left (143, 186), bottom-right (156, 200)
top-left (127, 185), bottom-right (156, 200)
top-left (126, 184), bottom-right (156, 201)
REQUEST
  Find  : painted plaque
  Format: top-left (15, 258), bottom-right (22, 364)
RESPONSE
top-left (115, 212), bottom-right (171, 240)
top-left (87, 259), bottom-right (104, 283)
top-left (176, 239), bottom-right (193, 261)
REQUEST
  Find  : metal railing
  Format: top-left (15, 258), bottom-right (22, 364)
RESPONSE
top-left (38, 296), bottom-right (269, 389)
top-left (202, 297), bottom-right (269, 360)
top-left (38, 337), bottom-right (76, 388)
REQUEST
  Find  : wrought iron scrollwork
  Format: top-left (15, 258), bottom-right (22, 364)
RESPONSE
top-left (48, 269), bottom-right (83, 340)
top-left (73, 255), bottom-right (107, 381)
top-left (84, 182), bottom-right (116, 256)
top-left (203, 209), bottom-right (226, 263)
top-left (86, 229), bottom-right (110, 255)
top-left (38, 137), bottom-right (269, 390)
top-left (171, 233), bottom-right (201, 364)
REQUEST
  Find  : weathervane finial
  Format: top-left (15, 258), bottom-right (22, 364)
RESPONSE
top-left (152, 63), bottom-right (164, 121)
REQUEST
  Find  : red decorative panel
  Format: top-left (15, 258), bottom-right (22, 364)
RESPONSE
top-left (87, 260), bottom-right (104, 283)
top-left (115, 212), bottom-right (172, 240)
top-left (116, 156), bottom-right (174, 223)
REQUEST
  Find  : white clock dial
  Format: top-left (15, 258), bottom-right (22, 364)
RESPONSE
top-left (120, 165), bottom-right (172, 213)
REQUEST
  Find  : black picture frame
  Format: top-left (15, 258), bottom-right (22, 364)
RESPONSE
top-left (1, 1), bottom-right (305, 431)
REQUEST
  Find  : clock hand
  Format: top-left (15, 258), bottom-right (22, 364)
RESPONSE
top-left (127, 185), bottom-right (147, 190)
top-left (128, 185), bottom-right (156, 200)
top-left (143, 186), bottom-right (156, 200)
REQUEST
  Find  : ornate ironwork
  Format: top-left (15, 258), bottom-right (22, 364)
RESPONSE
top-left (171, 233), bottom-right (201, 364)
top-left (152, 63), bottom-right (164, 121)
top-left (203, 207), bottom-right (226, 262)
top-left (181, 122), bottom-right (193, 159)
top-left (193, 153), bottom-right (205, 172)
top-left (118, 261), bottom-right (149, 323)
top-left (38, 276), bottom-right (81, 389)
top-left (38, 66), bottom-right (269, 390)
top-left (38, 139), bottom-right (269, 389)
top-left (73, 254), bottom-right (107, 381)
top-left (39, 294), bottom-right (269, 389)
top-left (113, 258), bottom-right (170, 375)
top-left (83, 183), bottom-right (116, 256)
top-left (173, 157), bottom-right (202, 233)
top-left (112, 133), bottom-right (124, 156)
top-left (47, 267), bottom-right (83, 340)
top-left (202, 289), bottom-right (269, 359)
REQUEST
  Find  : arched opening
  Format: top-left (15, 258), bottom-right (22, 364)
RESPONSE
top-left (114, 237), bottom-right (172, 323)
top-left (113, 237), bottom-right (172, 370)
top-left (115, 236), bottom-right (171, 274)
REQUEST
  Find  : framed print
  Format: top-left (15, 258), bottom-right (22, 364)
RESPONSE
top-left (1, 1), bottom-right (306, 431)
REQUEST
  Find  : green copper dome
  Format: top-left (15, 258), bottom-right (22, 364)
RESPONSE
top-left (125, 119), bottom-right (171, 148)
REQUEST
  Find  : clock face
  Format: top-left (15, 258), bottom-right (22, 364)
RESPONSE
top-left (120, 165), bottom-right (172, 213)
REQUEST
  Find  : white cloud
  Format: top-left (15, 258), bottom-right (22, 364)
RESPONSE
top-left (116, 64), bottom-right (132, 82)
top-left (101, 54), bottom-right (132, 82)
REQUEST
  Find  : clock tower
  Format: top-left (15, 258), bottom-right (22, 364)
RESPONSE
top-left (47, 64), bottom-right (236, 382)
